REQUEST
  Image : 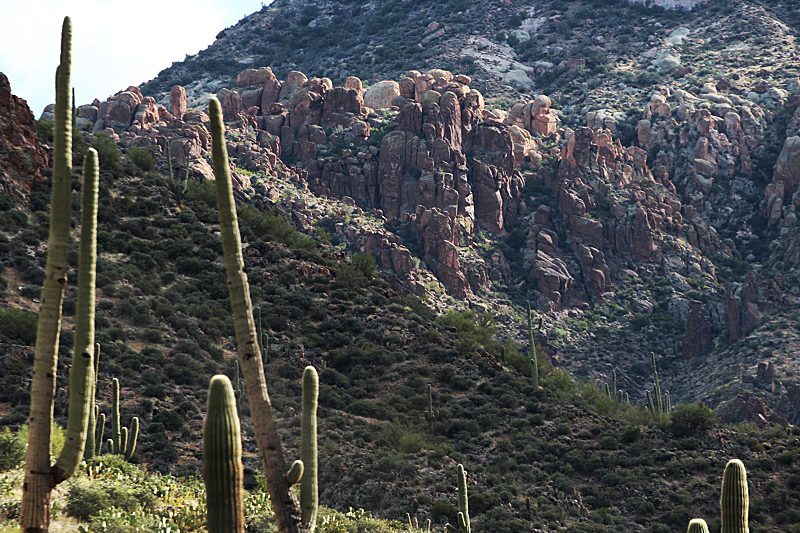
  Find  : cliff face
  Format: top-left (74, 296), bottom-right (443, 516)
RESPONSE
top-left (0, 73), bottom-right (47, 206)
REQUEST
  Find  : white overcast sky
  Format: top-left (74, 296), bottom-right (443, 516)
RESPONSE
top-left (1, 0), bottom-right (270, 117)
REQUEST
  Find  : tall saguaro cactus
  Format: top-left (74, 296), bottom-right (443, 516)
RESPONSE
top-left (301, 366), bottom-right (318, 532)
top-left (721, 459), bottom-right (748, 533)
top-left (204, 375), bottom-right (245, 533)
top-left (209, 96), bottom-right (305, 533)
top-left (526, 302), bottom-right (540, 389)
top-left (21, 17), bottom-right (100, 531)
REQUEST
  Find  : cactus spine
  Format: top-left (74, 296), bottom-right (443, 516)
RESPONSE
top-left (424, 384), bottom-right (439, 430)
top-left (721, 459), bottom-right (748, 533)
top-left (209, 95), bottom-right (305, 533)
top-left (687, 519), bottom-right (710, 533)
top-left (526, 301), bottom-right (539, 389)
top-left (21, 18), bottom-right (100, 530)
top-left (204, 375), bottom-right (245, 533)
top-left (301, 366), bottom-right (319, 532)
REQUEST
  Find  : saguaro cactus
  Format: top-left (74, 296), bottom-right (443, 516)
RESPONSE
top-left (687, 519), bottom-right (710, 533)
top-left (84, 343), bottom-right (100, 460)
top-left (124, 416), bottom-right (139, 461)
top-left (446, 464), bottom-right (471, 533)
top-left (527, 301), bottom-right (540, 389)
top-left (651, 353), bottom-right (663, 413)
top-left (21, 17), bottom-right (100, 531)
top-left (209, 95), bottom-right (305, 533)
top-left (204, 375), bottom-right (245, 533)
top-left (112, 378), bottom-right (122, 454)
top-left (424, 383), bottom-right (439, 430)
top-left (721, 459), bottom-right (748, 533)
top-left (301, 366), bottom-right (318, 532)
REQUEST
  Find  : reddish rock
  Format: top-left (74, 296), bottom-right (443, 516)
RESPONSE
top-left (236, 67), bottom-right (276, 87)
top-left (103, 86), bottom-right (143, 130)
top-left (134, 96), bottom-right (159, 130)
top-left (222, 90), bottom-right (243, 122)
top-left (170, 85), bottom-right (187, 119)
top-left (683, 300), bottom-right (713, 359)
top-left (0, 72), bottom-right (47, 205)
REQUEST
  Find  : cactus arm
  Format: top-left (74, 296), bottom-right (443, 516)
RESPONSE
top-left (21, 17), bottom-right (77, 532)
top-left (85, 343), bottom-right (101, 460)
top-left (124, 417), bottom-right (139, 461)
top-left (209, 96), bottom-right (303, 533)
top-left (112, 378), bottom-right (121, 454)
top-left (301, 366), bottom-right (319, 532)
top-left (204, 375), bottom-right (245, 533)
top-left (286, 460), bottom-right (304, 485)
top-left (52, 146), bottom-right (99, 482)
top-left (721, 459), bottom-right (748, 533)
top-left (665, 391), bottom-right (671, 413)
top-left (646, 390), bottom-right (654, 413)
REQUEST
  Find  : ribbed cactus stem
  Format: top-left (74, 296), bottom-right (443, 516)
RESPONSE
top-left (457, 464), bottom-right (470, 533)
top-left (95, 411), bottom-right (105, 456)
top-left (301, 366), bottom-right (319, 532)
top-left (204, 375), bottom-right (245, 533)
top-left (424, 383), bottom-right (439, 430)
top-left (665, 391), bottom-right (671, 413)
top-left (651, 353), bottom-right (662, 414)
top-left (646, 390), bottom-right (655, 413)
top-left (124, 417), bottom-right (138, 461)
top-left (688, 519), bottom-right (710, 533)
top-left (106, 439), bottom-right (113, 454)
top-left (21, 19), bottom-right (98, 530)
top-left (286, 460), bottom-right (304, 485)
top-left (85, 343), bottom-right (101, 460)
top-left (603, 383), bottom-right (610, 398)
top-left (527, 301), bottom-right (539, 389)
top-left (209, 95), bottom-right (303, 533)
top-left (112, 378), bottom-right (121, 454)
top-left (721, 459), bottom-right (748, 533)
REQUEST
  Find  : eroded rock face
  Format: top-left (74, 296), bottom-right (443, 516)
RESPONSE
top-left (170, 85), bottom-right (187, 120)
top-left (0, 72), bottom-right (47, 205)
top-left (364, 81), bottom-right (401, 110)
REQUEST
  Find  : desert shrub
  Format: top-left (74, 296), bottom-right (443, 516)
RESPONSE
top-left (0, 307), bottom-right (38, 345)
top-left (93, 132), bottom-right (120, 171)
top-left (668, 403), bottom-right (716, 438)
top-left (0, 427), bottom-right (26, 471)
top-left (127, 146), bottom-right (155, 172)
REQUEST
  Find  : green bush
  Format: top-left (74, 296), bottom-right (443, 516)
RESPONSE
top-left (127, 146), bottom-right (155, 172)
top-left (93, 132), bottom-right (121, 171)
top-left (668, 403), bottom-right (716, 438)
top-left (0, 307), bottom-right (38, 345)
top-left (0, 427), bottom-right (26, 471)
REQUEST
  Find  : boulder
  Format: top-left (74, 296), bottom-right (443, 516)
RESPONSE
top-left (364, 80), bottom-right (401, 110)
top-left (169, 85), bottom-right (187, 119)
top-left (236, 67), bottom-right (276, 87)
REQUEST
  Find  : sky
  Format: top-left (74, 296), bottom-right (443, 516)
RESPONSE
top-left (0, 0), bottom-right (270, 118)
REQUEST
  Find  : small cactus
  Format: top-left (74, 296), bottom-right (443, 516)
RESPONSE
top-left (301, 366), bottom-right (319, 532)
top-left (687, 519), bottom-right (710, 533)
top-left (204, 375), bottom-right (245, 533)
top-left (424, 384), bottom-right (439, 430)
top-left (445, 464), bottom-right (470, 533)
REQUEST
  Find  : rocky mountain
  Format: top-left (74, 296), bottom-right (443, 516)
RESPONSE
top-left (3, 0), bottom-right (800, 530)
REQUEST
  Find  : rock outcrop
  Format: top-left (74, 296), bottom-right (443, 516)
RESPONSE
top-left (0, 73), bottom-right (47, 205)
